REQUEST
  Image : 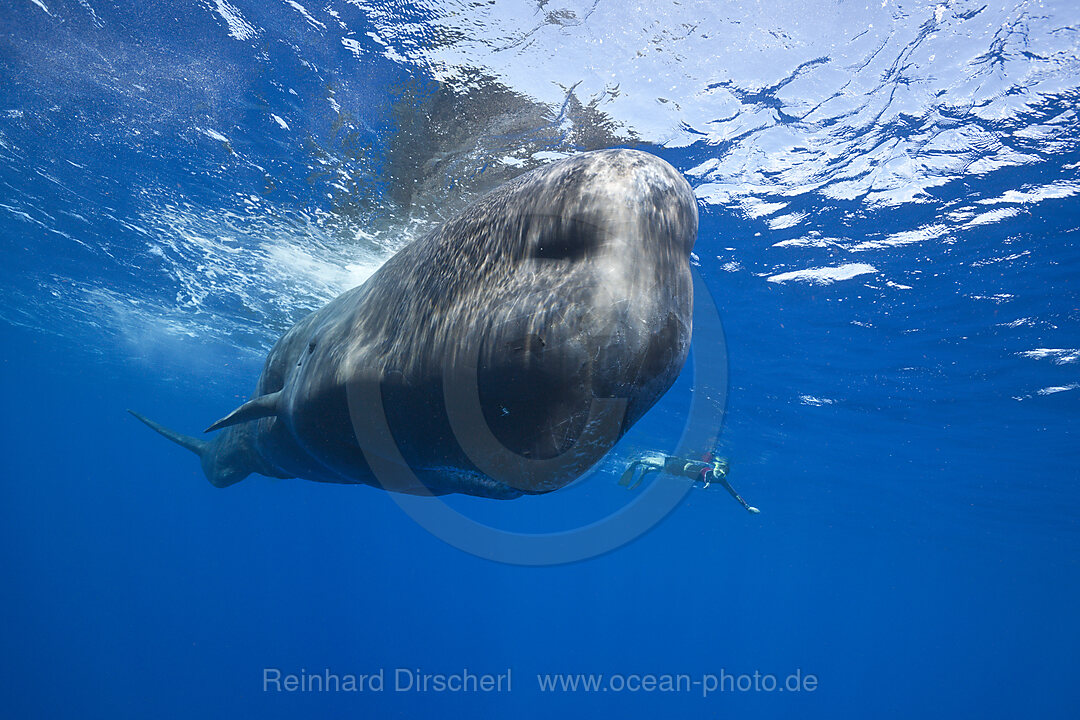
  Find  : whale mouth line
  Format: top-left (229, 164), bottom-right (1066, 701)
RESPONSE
top-left (416, 465), bottom-right (528, 500)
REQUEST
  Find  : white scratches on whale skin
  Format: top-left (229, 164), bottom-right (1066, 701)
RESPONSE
top-left (766, 263), bottom-right (878, 286)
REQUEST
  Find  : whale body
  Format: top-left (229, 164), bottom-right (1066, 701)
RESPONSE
top-left (132, 149), bottom-right (698, 499)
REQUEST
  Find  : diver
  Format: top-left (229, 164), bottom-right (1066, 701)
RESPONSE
top-left (618, 453), bottom-right (760, 514)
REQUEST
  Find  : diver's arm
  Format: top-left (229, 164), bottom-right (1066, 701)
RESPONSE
top-left (714, 472), bottom-right (760, 514)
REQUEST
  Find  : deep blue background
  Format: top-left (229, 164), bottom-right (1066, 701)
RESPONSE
top-left (3, 187), bottom-right (1077, 717)
top-left (2, 1), bottom-right (1079, 718)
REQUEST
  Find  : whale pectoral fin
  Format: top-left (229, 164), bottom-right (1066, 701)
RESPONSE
top-left (129, 410), bottom-right (207, 457)
top-left (204, 391), bottom-right (282, 433)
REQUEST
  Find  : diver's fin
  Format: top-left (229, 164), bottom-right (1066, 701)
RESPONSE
top-left (128, 410), bottom-right (208, 457)
top-left (629, 468), bottom-right (658, 490)
top-left (618, 463), bottom-right (640, 488)
top-left (204, 391), bottom-right (282, 433)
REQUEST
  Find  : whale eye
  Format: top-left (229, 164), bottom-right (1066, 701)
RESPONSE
top-left (530, 216), bottom-right (600, 261)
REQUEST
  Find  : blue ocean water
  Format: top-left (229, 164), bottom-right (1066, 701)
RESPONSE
top-left (2, 1), bottom-right (1079, 717)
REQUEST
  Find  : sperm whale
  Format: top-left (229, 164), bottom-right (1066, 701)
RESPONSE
top-left (132, 149), bottom-right (698, 499)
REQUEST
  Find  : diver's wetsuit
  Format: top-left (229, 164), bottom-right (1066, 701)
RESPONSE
top-left (619, 454), bottom-right (759, 514)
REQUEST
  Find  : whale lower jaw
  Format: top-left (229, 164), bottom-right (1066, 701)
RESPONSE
top-left (416, 466), bottom-right (528, 500)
